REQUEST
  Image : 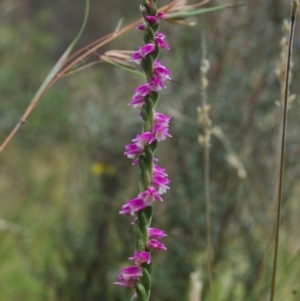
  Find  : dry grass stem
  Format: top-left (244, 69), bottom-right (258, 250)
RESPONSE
top-left (164, 0), bottom-right (210, 26)
top-left (189, 270), bottom-right (203, 301)
top-left (269, 2), bottom-right (298, 301)
top-left (211, 126), bottom-right (247, 179)
top-left (197, 36), bottom-right (213, 296)
top-left (275, 20), bottom-right (296, 109)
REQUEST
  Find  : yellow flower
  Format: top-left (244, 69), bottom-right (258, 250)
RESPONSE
top-left (91, 163), bottom-right (116, 176)
top-left (91, 163), bottom-right (105, 176)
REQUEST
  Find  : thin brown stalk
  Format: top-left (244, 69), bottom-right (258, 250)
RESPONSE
top-left (269, 2), bottom-right (298, 301)
top-left (256, 21), bottom-right (292, 301)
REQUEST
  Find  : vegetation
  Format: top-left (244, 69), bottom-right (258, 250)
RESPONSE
top-left (0, 1), bottom-right (299, 300)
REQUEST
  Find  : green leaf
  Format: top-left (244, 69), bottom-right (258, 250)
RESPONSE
top-left (166, 4), bottom-right (238, 20)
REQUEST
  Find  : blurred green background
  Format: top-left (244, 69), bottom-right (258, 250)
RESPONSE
top-left (1, 0), bottom-right (300, 300)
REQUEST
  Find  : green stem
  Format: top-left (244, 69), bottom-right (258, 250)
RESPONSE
top-left (134, 1), bottom-right (160, 300)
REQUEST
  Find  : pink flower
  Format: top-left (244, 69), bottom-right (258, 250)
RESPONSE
top-left (148, 239), bottom-right (167, 251)
top-left (132, 159), bottom-right (139, 165)
top-left (152, 124), bottom-right (172, 141)
top-left (157, 11), bottom-right (167, 19)
top-left (120, 198), bottom-right (146, 216)
top-left (154, 111), bottom-right (171, 127)
top-left (136, 23), bottom-right (146, 30)
top-left (153, 164), bottom-right (168, 178)
top-left (138, 187), bottom-right (163, 205)
top-left (149, 75), bottom-right (167, 91)
top-left (124, 144), bottom-right (144, 159)
top-left (119, 203), bottom-right (132, 216)
top-left (131, 43), bottom-right (156, 64)
top-left (149, 228), bottom-right (167, 239)
top-left (114, 266), bottom-right (143, 287)
top-left (151, 173), bottom-right (170, 194)
top-left (132, 132), bottom-right (155, 148)
top-left (124, 132), bottom-right (155, 158)
top-left (120, 187), bottom-right (163, 217)
top-left (120, 186), bottom-right (164, 217)
top-left (154, 61), bottom-right (171, 81)
top-left (152, 112), bottom-right (171, 141)
top-left (129, 93), bottom-right (145, 108)
top-left (135, 83), bottom-right (151, 96)
top-left (129, 197), bottom-right (148, 212)
top-left (155, 32), bottom-right (169, 50)
top-left (129, 251), bottom-right (151, 265)
top-left (145, 15), bottom-right (158, 24)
